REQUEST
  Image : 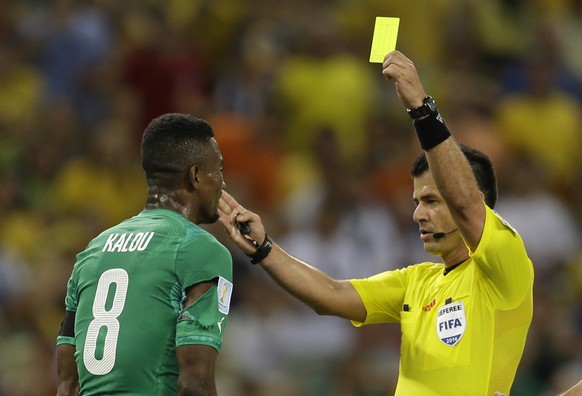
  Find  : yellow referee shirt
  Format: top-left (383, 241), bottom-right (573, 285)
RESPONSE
top-left (350, 206), bottom-right (534, 395)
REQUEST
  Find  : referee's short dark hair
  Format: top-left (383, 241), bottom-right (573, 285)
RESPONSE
top-left (141, 113), bottom-right (215, 188)
top-left (410, 144), bottom-right (498, 209)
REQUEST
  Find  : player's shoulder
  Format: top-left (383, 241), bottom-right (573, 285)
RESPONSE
top-left (83, 209), bottom-right (202, 252)
top-left (127, 208), bottom-right (205, 238)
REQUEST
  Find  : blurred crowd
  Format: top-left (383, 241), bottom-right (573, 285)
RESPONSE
top-left (1, 0), bottom-right (581, 395)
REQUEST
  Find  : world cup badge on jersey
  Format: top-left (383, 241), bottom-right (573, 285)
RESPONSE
top-left (217, 276), bottom-right (233, 315)
top-left (436, 300), bottom-right (466, 346)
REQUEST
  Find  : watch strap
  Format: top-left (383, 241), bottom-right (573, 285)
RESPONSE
top-left (247, 234), bottom-right (273, 264)
top-left (407, 96), bottom-right (437, 120)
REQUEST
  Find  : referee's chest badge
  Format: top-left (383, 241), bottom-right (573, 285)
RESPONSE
top-left (436, 301), bottom-right (466, 346)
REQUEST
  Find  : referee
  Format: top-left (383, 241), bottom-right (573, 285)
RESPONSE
top-left (219, 51), bottom-right (534, 395)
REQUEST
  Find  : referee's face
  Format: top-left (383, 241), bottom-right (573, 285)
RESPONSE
top-left (412, 171), bottom-right (460, 256)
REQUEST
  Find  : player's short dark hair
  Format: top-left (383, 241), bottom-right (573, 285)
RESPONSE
top-left (141, 113), bottom-right (215, 188)
top-left (410, 144), bottom-right (498, 208)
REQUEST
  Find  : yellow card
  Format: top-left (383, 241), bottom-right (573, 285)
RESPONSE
top-left (369, 17), bottom-right (400, 63)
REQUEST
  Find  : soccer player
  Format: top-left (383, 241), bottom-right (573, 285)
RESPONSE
top-left (218, 50), bottom-right (534, 395)
top-left (56, 114), bottom-right (233, 396)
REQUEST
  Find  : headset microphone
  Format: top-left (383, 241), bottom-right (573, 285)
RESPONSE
top-left (433, 228), bottom-right (458, 239)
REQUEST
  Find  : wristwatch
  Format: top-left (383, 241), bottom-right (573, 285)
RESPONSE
top-left (407, 96), bottom-right (438, 119)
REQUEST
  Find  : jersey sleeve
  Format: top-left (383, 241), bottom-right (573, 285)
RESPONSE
top-left (348, 267), bottom-right (408, 326)
top-left (469, 205), bottom-right (534, 309)
top-left (175, 234), bottom-right (233, 288)
top-left (175, 282), bottom-right (230, 351)
top-left (175, 233), bottom-right (233, 351)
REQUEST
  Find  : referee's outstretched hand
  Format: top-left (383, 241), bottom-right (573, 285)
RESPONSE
top-left (218, 190), bottom-right (267, 254)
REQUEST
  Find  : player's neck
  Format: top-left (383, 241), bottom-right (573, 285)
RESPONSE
top-left (145, 189), bottom-right (194, 221)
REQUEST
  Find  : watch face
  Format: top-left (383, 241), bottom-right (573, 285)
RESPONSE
top-left (407, 96), bottom-right (438, 119)
top-left (425, 97), bottom-right (437, 112)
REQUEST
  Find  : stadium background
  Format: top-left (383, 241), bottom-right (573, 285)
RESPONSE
top-left (0, 0), bottom-right (581, 395)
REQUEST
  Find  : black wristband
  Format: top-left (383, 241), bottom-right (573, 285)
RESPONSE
top-left (247, 234), bottom-right (273, 264)
top-left (413, 113), bottom-right (451, 150)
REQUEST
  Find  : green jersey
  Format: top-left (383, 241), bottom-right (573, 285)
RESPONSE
top-left (57, 209), bottom-right (233, 395)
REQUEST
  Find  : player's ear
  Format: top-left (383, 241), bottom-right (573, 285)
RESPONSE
top-left (188, 165), bottom-right (200, 190)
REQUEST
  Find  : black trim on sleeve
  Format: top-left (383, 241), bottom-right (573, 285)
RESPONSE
top-left (59, 310), bottom-right (76, 337)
